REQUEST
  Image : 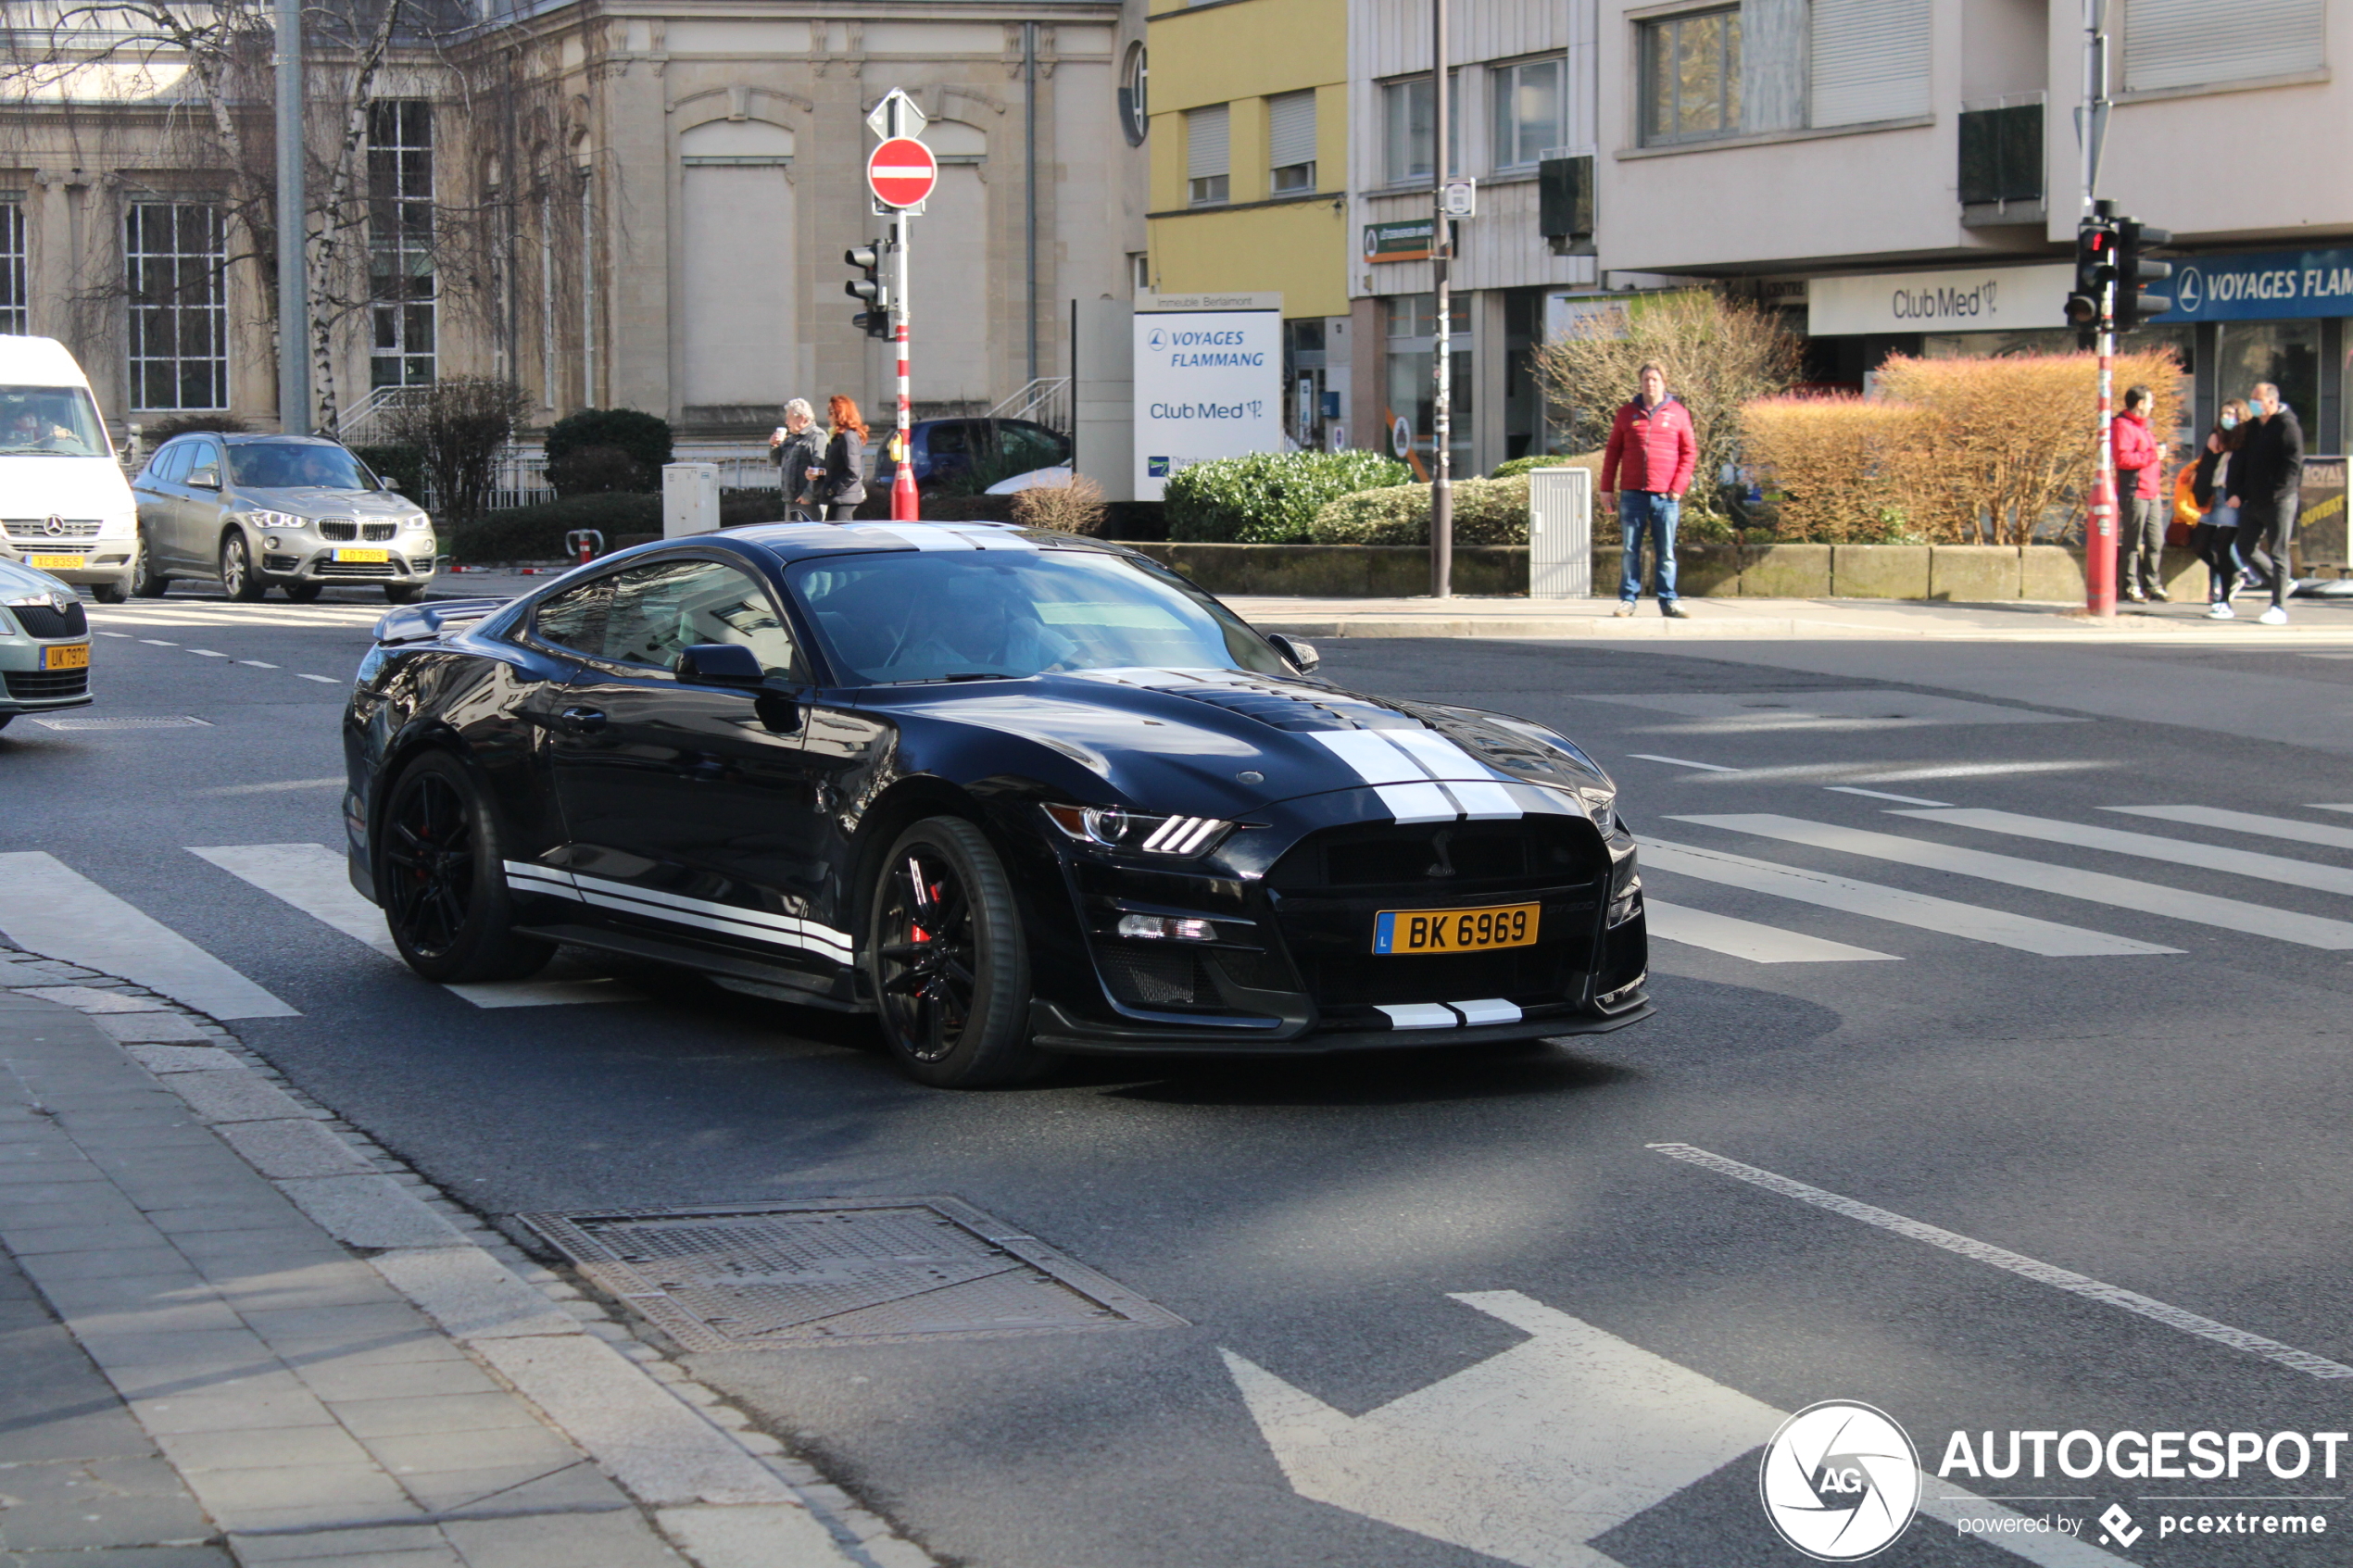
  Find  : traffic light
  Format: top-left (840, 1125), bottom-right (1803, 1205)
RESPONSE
top-left (2065, 215), bottom-right (2115, 348)
top-left (845, 244), bottom-right (890, 338)
top-left (2116, 218), bottom-right (2173, 330)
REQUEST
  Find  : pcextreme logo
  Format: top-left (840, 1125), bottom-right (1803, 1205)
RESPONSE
top-left (1759, 1401), bottom-right (1922, 1561)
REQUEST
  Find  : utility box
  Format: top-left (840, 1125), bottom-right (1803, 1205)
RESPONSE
top-left (1528, 466), bottom-right (1592, 598)
top-left (663, 462), bottom-right (721, 537)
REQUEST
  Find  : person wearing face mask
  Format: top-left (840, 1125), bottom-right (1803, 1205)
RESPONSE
top-left (2228, 382), bottom-right (2305, 624)
top-left (2191, 400), bottom-right (2249, 620)
top-left (2110, 385), bottom-right (2168, 603)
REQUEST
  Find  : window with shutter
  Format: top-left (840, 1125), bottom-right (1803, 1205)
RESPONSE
top-left (2124, 0), bottom-right (2322, 92)
top-left (1187, 104), bottom-right (1229, 205)
top-left (1268, 91), bottom-right (1316, 194)
top-left (1810, 0), bottom-right (1931, 128)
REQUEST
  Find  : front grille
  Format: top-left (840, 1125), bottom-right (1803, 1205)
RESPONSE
top-left (362, 521), bottom-right (397, 542)
top-left (10, 601), bottom-right (87, 639)
top-left (5, 669), bottom-right (89, 700)
top-left (2, 519), bottom-right (101, 540)
top-left (318, 519), bottom-right (358, 541)
top-left (1270, 819), bottom-right (1600, 896)
top-left (1095, 945), bottom-right (1219, 1008)
top-left (315, 559), bottom-right (396, 578)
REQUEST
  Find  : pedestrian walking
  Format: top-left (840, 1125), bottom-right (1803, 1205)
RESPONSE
top-left (2112, 385), bottom-right (2168, 602)
top-left (2228, 382), bottom-right (2305, 624)
top-left (768, 399), bottom-right (823, 521)
top-left (2191, 401), bottom-right (2248, 620)
top-left (1599, 362), bottom-right (1698, 619)
top-left (807, 395), bottom-right (870, 521)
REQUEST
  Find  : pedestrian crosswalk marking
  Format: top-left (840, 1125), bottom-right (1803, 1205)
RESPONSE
top-left (188, 844), bottom-right (638, 1009)
top-left (1642, 839), bottom-right (2176, 957)
top-left (0, 852), bottom-right (297, 1020)
top-left (1824, 785), bottom-right (1952, 806)
top-left (1668, 814), bottom-right (2353, 950)
top-left (1644, 898), bottom-right (1898, 962)
top-left (2105, 804), bottom-right (2353, 853)
top-left (1894, 808), bottom-right (2353, 898)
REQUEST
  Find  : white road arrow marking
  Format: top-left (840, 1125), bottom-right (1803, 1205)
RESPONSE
top-left (1223, 1290), bottom-right (2133, 1568)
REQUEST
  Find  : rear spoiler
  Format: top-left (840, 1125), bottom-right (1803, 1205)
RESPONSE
top-left (372, 597), bottom-right (509, 646)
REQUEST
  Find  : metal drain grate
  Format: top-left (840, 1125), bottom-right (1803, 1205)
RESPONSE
top-left (30, 715), bottom-right (212, 730)
top-left (519, 1197), bottom-right (1187, 1349)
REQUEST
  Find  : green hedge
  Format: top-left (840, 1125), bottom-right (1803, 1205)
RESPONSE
top-left (1164, 450), bottom-right (1411, 543)
top-left (1308, 475), bottom-right (1531, 546)
top-left (350, 443), bottom-right (425, 498)
top-left (1489, 450), bottom-right (1603, 482)
top-left (449, 490), bottom-right (788, 562)
top-left (543, 408), bottom-right (674, 482)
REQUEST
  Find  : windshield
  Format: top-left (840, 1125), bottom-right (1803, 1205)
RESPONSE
top-left (0, 385), bottom-right (108, 457)
top-left (228, 442), bottom-right (378, 490)
top-left (787, 546), bottom-right (1290, 684)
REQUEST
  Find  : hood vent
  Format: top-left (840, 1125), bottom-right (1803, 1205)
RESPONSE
top-left (1147, 681), bottom-right (1402, 734)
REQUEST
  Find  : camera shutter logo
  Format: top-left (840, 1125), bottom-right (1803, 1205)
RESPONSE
top-left (1758, 1400), bottom-right (1920, 1561)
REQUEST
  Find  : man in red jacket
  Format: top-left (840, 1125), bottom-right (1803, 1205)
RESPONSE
top-left (1600, 362), bottom-right (1699, 617)
top-left (2112, 384), bottom-right (2169, 603)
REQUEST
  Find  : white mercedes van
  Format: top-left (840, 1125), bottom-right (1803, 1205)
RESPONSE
top-left (0, 336), bottom-right (138, 602)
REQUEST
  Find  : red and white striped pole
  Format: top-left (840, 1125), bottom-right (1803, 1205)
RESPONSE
top-left (890, 211), bottom-right (917, 521)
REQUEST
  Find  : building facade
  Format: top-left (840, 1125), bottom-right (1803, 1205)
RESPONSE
top-left (1143, 0), bottom-right (1353, 449)
top-left (3, 0), bottom-right (1149, 444)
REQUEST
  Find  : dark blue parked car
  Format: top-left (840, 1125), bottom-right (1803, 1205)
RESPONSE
top-left (874, 418), bottom-right (1070, 495)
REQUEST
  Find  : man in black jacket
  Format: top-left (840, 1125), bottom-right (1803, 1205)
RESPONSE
top-left (2228, 383), bottom-right (2304, 623)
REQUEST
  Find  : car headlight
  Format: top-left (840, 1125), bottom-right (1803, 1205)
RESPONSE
top-left (1042, 803), bottom-right (1233, 858)
top-left (235, 509), bottom-right (306, 532)
top-left (406, 513), bottom-right (433, 531)
top-left (1577, 785), bottom-right (1617, 833)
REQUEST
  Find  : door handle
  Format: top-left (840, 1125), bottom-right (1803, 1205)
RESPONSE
top-left (557, 705), bottom-right (608, 734)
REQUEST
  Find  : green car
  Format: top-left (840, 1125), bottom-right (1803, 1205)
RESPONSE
top-left (0, 557), bottom-right (92, 730)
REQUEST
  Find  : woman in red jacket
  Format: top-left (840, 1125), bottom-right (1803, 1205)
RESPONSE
top-left (1599, 363), bottom-right (1699, 618)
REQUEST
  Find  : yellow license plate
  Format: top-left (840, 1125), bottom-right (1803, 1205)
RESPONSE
top-left (334, 547), bottom-right (390, 563)
top-left (27, 554), bottom-right (84, 571)
top-left (43, 642), bottom-right (91, 671)
top-left (1373, 901), bottom-right (1540, 955)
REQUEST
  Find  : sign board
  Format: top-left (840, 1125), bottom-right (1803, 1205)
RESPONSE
top-left (1132, 296), bottom-right (1281, 501)
top-left (866, 88), bottom-right (927, 142)
top-left (1365, 219), bottom-right (1436, 264)
top-left (1441, 180), bottom-right (1477, 219)
top-left (867, 137), bottom-right (937, 209)
top-left (1808, 263), bottom-right (2071, 336)
top-left (2157, 245), bottom-right (2353, 323)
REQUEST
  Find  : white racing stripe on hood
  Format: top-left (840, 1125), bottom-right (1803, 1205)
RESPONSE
top-left (1308, 728), bottom-right (1529, 822)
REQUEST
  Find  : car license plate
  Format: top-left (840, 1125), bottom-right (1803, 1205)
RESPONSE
top-left (334, 547), bottom-right (391, 563)
top-left (43, 642), bottom-right (91, 671)
top-left (1373, 902), bottom-right (1540, 955)
top-left (27, 554), bottom-right (84, 571)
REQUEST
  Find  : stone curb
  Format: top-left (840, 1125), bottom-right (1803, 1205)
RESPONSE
top-left (0, 947), bottom-right (936, 1568)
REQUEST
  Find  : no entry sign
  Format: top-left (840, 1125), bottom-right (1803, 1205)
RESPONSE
top-left (867, 138), bottom-right (937, 208)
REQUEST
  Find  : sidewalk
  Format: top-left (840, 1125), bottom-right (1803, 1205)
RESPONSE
top-left (0, 949), bottom-right (928, 1568)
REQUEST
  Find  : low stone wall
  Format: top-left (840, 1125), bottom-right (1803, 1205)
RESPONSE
top-left (1132, 541), bottom-right (2224, 601)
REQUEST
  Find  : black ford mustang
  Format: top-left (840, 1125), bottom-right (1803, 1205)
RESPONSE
top-left (343, 522), bottom-right (1650, 1085)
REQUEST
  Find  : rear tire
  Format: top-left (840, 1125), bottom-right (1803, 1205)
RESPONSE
top-left (283, 581), bottom-right (323, 603)
top-left (868, 816), bottom-right (1041, 1087)
top-left (377, 750), bottom-right (554, 984)
top-left (220, 533), bottom-right (265, 602)
top-left (130, 536), bottom-right (168, 598)
top-left (384, 582), bottom-right (426, 605)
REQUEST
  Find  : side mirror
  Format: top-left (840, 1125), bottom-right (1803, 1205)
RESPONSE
top-left (675, 642), bottom-right (766, 686)
top-left (187, 466), bottom-right (220, 490)
top-left (1266, 633), bottom-right (1319, 675)
top-left (381, 476), bottom-right (403, 493)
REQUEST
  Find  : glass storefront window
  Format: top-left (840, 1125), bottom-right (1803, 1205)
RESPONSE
top-left (2216, 321), bottom-right (2320, 442)
top-left (1383, 294), bottom-right (1472, 480)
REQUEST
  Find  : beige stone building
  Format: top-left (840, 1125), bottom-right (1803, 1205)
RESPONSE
top-left (2, 0), bottom-right (1148, 443)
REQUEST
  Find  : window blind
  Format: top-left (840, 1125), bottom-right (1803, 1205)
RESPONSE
top-left (2124, 0), bottom-right (2322, 92)
top-left (1187, 104), bottom-right (1229, 179)
top-left (1267, 91), bottom-right (1315, 171)
top-left (1811, 0), bottom-right (1931, 127)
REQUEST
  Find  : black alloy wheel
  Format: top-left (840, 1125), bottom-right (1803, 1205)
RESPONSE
top-left (129, 534), bottom-right (168, 597)
top-left (219, 532), bottom-right (265, 602)
top-left (869, 816), bottom-right (1040, 1087)
top-left (283, 581), bottom-right (322, 603)
top-left (378, 751), bottom-right (554, 983)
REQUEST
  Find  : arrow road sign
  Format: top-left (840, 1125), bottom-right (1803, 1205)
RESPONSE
top-left (867, 137), bottom-right (937, 210)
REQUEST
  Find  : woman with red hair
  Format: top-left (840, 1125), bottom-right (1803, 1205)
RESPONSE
top-left (803, 395), bottom-right (870, 521)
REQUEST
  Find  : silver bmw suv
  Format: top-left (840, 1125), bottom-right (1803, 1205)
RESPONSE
top-left (130, 433), bottom-right (437, 603)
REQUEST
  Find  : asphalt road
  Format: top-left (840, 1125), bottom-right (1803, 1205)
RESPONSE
top-left (11, 581), bottom-right (2353, 1567)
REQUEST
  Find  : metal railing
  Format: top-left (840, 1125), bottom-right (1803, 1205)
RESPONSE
top-left (984, 377), bottom-right (1071, 434)
top-left (332, 384), bottom-right (435, 447)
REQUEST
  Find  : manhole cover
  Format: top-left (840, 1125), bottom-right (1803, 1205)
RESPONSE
top-left (30, 715), bottom-right (212, 730)
top-left (519, 1197), bottom-right (1186, 1349)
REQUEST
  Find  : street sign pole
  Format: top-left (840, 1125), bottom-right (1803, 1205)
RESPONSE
top-left (2081, 1), bottom-right (2115, 618)
top-left (865, 90), bottom-right (933, 522)
top-left (1429, 0), bottom-right (1453, 600)
top-left (273, 0), bottom-right (308, 433)
top-left (891, 207), bottom-right (916, 521)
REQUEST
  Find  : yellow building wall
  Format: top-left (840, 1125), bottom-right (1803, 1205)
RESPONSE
top-left (1145, 0), bottom-right (1349, 316)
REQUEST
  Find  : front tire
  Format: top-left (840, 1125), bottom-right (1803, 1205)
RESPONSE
top-left (90, 578), bottom-right (128, 605)
top-left (869, 815), bottom-right (1040, 1087)
top-left (220, 532), bottom-right (265, 602)
top-left (130, 536), bottom-right (168, 598)
top-left (283, 581), bottom-right (323, 603)
top-left (377, 750), bottom-right (554, 984)
top-left (384, 582), bottom-right (426, 605)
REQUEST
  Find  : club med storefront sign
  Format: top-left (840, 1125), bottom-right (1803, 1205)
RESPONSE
top-left (1808, 264), bottom-right (2072, 337)
top-left (1132, 292), bottom-right (1281, 501)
